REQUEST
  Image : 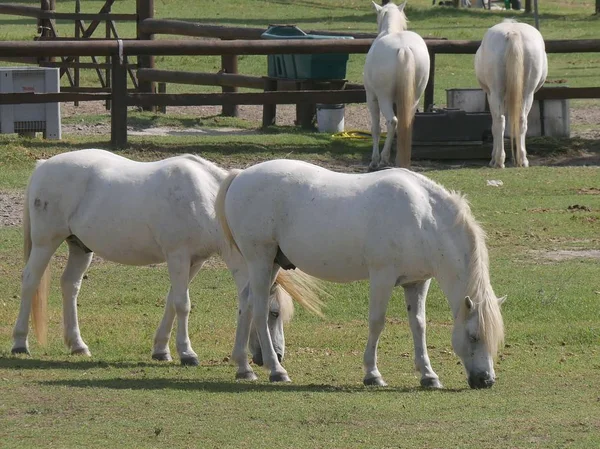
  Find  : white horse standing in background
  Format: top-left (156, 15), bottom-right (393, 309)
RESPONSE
top-left (364, 1), bottom-right (430, 170)
top-left (217, 159), bottom-right (505, 389)
top-left (12, 150), bottom-right (320, 377)
top-left (475, 20), bottom-right (547, 168)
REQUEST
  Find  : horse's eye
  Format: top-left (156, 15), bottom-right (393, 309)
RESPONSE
top-left (269, 311), bottom-right (280, 319)
top-left (469, 335), bottom-right (479, 343)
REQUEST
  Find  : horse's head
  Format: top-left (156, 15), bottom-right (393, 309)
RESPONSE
top-left (249, 283), bottom-right (294, 366)
top-left (372, 1), bottom-right (408, 35)
top-left (452, 296), bottom-right (505, 389)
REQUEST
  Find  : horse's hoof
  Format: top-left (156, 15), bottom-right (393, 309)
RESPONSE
top-left (180, 356), bottom-right (199, 366)
top-left (364, 376), bottom-right (388, 387)
top-left (151, 352), bottom-right (172, 362)
top-left (367, 164), bottom-right (379, 173)
top-left (11, 347), bottom-right (30, 355)
top-left (236, 371), bottom-right (258, 381)
top-left (71, 347), bottom-right (92, 357)
top-left (421, 378), bottom-right (443, 389)
top-left (269, 373), bottom-right (291, 382)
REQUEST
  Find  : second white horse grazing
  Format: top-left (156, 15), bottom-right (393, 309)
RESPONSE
top-left (364, 1), bottom-right (430, 169)
top-left (12, 149), bottom-right (320, 377)
top-left (475, 20), bottom-right (548, 168)
top-left (217, 159), bottom-right (505, 388)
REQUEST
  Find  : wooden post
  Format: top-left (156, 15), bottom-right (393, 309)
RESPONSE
top-left (221, 53), bottom-right (239, 117)
top-left (111, 54), bottom-right (128, 148)
top-left (39, 0), bottom-right (56, 63)
top-left (158, 82), bottom-right (166, 113)
top-left (74, 0), bottom-right (80, 106)
top-left (525, 0), bottom-right (532, 12)
top-left (424, 51), bottom-right (435, 111)
top-left (262, 77), bottom-right (278, 127)
top-left (136, 0), bottom-right (156, 111)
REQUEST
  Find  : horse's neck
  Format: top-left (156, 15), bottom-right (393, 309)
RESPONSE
top-left (379, 12), bottom-right (407, 35)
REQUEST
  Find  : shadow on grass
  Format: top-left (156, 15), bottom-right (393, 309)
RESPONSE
top-left (38, 376), bottom-right (467, 394)
top-left (0, 356), bottom-right (172, 371)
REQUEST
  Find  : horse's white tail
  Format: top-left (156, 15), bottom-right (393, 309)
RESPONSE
top-left (275, 270), bottom-right (325, 318)
top-left (215, 169), bottom-right (242, 253)
top-left (505, 30), bottom-right (525, 167)
top-left (23, 162), bottom-right (50, 346)
top-left (395, 47), bottom-right (416, 168)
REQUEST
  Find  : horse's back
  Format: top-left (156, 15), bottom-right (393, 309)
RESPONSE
top-left (225, 160), bottom-right (455, 282)
top-left (28, 149), bottom-right (224, 264)
top-left (364, 30), bottom-right (430, 92)
top-left (476, 21), bottom-right (547, 87)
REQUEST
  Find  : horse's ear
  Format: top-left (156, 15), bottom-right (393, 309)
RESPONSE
top-left (498, 295), bottom-right (507, 306)
top-left (465, 296), bottom-right (473, 310)
top-left (397, 1), bottom-right (408, 12)
top-left (372, 1), bottom-right (382, 13)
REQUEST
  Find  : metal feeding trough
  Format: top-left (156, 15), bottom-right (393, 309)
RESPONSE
top-left (412, 108), bottom-right (492, 145)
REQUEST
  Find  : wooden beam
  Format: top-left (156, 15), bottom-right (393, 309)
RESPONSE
top-left (136, 69), bottom-right (265, 89)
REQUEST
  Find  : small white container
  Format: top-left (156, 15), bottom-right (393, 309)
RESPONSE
top-left (316, 103), bottom-right (345, 133)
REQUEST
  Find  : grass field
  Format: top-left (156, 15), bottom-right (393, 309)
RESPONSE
top-left (0, 138), bottom-right (599, 448)
top-left (0, 1), bottom-right (599, 448)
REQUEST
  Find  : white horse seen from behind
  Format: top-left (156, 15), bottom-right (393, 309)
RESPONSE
top-left (364, 1), bottom-right (430, 170)
top-left (12, 149), bottom-right (320, 377)
top-left (475, 20), bottom-right (547, 168)
top-left (217, 159), bottom-right (505, 389)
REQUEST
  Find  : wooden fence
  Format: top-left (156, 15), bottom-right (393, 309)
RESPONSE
top-left (1, 37), bottom-right (600, 147)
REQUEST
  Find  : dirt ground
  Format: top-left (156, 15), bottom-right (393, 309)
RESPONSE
top-left (1, 101), bottom-right (599, 229)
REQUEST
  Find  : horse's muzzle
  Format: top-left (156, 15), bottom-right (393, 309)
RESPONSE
top-left (468, 372), bottom-right (495, 389)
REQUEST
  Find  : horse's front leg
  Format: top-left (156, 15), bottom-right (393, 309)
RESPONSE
top-left (248, 260), bottom-right (290, 382)
top-left (152, 259), bottom-right (205, 362)
top-left (165, 252), bottom-right (198, 366)
top-left (231, 285), bottom-right (257, 380)
top-left (403, 279), bottom-right (442, 389)
top-left (61, 241), bottom-right (93, 356)
top-left (366, 91), bottom-right (382, 170)
top-left (363, 269), bottom-right (396, 386)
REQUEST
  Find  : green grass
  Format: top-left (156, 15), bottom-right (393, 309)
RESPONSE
top-left (2, 0), bottom-right (600, 105)
top-left (0, 139), bottom-right (599, 448)
top-left (0, 1), bottom-right (599, 447)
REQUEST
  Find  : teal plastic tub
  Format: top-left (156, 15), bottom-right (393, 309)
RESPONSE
top-left (261, 25), bottom-right (353, 80)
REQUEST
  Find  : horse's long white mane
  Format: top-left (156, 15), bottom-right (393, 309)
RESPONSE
top-left (450, 192), bottom-right (505, 356)
top-left (404, 169), bottom-right (504, 356)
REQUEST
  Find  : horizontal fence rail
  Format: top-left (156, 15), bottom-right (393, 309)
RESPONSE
top-left (1, 38), bottom-right (600, 148)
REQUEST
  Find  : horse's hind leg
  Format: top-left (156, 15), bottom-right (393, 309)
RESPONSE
top-left (61, 241), bottom-right (93, 356)
top-left (152, 258), bottom-right (205, 362)
top-left (12, 242), bottom-right (61, 354)
top-left (517, 93), bottom-right (535, 168)
top-left (232, 284), bottom-right (257, 381)
top-left (403, 279), bottom-right (443, 389)
top-left (488, 93), bottom-right (506, 168)
top-left (245, 256), bottom-right (289, 382)
top-left (363, 269), bottom-right (396, 386)
top-left (165, 251), bottom-right (198, 366)
top-left (377, 99), bottom-right (398, 168)
top-left (366, 91), bottom-right (382, 170)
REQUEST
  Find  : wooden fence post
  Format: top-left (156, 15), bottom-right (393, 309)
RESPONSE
top-left (111, 54), bottom-right (128, 148)
top-left (424, 51), bottom-right (435, 111)
top-left (136, 0), bottom-right (155, 111)
top-left (39, 0), bottom-right (56, 63)
top-left (221, 53), bottom-right (239, 117)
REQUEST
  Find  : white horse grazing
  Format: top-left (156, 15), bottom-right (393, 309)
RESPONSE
top-left (475, 20), bottom-right (547, 168)
top-left (12, 149), bottom-right (320, 376)
top-left (364, 1), bottom-right (430, 170)
top-left (217, 159), bottom-right (505, 388)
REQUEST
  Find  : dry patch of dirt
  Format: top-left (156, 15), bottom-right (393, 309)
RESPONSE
top-left (0, 192), bottom-right (24, 228)
top-left (530, 249), bottom-right (600, 262)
